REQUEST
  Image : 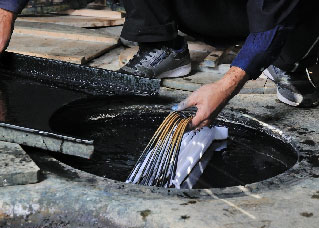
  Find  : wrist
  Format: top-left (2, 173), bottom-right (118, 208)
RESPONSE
top-left (218, 67), bottom-right (247, 91)
top-left (222, 66), bottom-right (248, 84)
top-left (210, 66), bottom-right (248, 101)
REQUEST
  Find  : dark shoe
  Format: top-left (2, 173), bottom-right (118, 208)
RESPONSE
top-left (264, 65), bottom-right (319, 107)
top-left (118, 39), bottom-right (191, 79)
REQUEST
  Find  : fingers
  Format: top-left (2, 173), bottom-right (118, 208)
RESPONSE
top-left (189, 116), bottom-right (211, 130)
top-left (171, 91), bottom-right (212, 130)
top-left (170, 88), bottom-right (213, 129)
top-left (189, 109), bottom-right (212, 130)
top-left (171, 95), bottom-right (196, 111)
top-left (197, 119), bottom-right (212, 130)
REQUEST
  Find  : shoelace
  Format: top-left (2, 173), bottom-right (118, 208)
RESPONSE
top-left (126, 46), bottom-right (169, 69)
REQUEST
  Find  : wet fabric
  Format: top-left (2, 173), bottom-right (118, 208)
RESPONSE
top-left (0, 0), bottom-right (29, 13)
top-left (172, 126), bottom-right (228, 189)
top-left (127, 125), bottom-right (228, 189)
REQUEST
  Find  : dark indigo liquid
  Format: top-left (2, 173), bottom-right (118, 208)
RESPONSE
top-left (49, 98), bottom-right (297, 188)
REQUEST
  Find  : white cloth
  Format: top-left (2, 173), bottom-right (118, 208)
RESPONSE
top-left (179, 141), bottom-right (227, 189)
top-left (126, 126), bottom-right (228, 188)
top-left (171, 126), bottom-right (228, 188)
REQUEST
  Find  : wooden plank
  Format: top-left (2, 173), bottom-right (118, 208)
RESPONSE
top-left (59, 8), bottom-right (123, 19)
top-left (199, 49), bottom-right (224, 69)
top-left (187, 41), bottom-right (215, 53)
top-left (119, 46), bottom-right (138, 67)
top-left (187, 41), bottom-right (215, 63)
top-left (7, 33), bottom-right (115, 64)
top-left (17, 15), bottom-right (125, 28)
top-left (14, 21), bottom-right (118, 44)
top-left (9, 21), bottom-right (118, 64)
top-left (218, 45), bottom-right (242, 64)
top-left (14, 28), bottom-right (117, 44)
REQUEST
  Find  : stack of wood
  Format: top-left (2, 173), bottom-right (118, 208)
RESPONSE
top-left (17, 8), bottom-right (124, 27)
top-left (8, 7), bottom-right (125, 64)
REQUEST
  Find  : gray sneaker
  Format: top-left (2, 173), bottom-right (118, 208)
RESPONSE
top-left (118, 40), bottom-right (191, 79)
top-left (264, 65), bottom-right (319, 107)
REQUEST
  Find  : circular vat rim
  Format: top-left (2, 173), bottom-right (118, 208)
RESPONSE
top-left (45, 107), bottom-right (302, 199)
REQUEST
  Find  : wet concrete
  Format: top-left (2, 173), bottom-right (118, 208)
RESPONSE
top-left (0, 92), bottom-right (319, 227)
top-left (0, 65), bottom-right (318, 227)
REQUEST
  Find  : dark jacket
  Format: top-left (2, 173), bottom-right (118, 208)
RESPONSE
top-left (0, 0), bottom-right (29, 13)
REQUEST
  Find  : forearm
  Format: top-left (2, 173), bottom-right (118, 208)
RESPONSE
top-left (175, 66), bottom-right (249, 129)
top-left (207, 66), bottom-right (249, 116)
top-left (218, 66), bottom-right (249, 98)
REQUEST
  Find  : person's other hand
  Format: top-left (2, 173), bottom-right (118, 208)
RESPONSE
top-left (0, 8), bottom-right (15, 54)
top-left (173, 67), bottom-right (249, 129)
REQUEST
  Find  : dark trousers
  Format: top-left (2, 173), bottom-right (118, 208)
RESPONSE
top-left (121, 0), bottom-right (319, 72)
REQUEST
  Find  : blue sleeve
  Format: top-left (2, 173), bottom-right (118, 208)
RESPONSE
top-left (0, 0), bottom-right (29, 13)
top-left (231, 25), bottom-right (293, 79)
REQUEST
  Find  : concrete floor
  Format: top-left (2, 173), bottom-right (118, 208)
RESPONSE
top-left (1, 91), bottom-right (319, 227)
top-left (0, 25), bottom-right (319, 227)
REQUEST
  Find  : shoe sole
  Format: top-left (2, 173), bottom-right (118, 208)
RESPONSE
top-left (264, 69), bottom-right (298, 105)
top-left (157, 63), bottom-right (191, 79)
top-left (264, 69), bottom-right (318, 107)
top-left (276, 88), bottom-right (301, 107)
top-left (277, 87), bottom-right (319, 107)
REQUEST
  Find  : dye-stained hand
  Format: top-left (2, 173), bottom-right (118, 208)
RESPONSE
top-left (173, 66), bottom-right (249, 129)
top-left (0, 8), bottom-right (15, 54)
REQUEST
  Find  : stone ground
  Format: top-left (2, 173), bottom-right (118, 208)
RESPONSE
top-left (0, 25), bottom-right (319, 227)
top-left (0, 142), bottom-right (39, 187)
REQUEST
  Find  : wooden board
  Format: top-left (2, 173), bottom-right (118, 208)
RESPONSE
top-left (199, 49), bottom-right (224, 69)
top-left (7, 22), bottom-right (118, 64)
top-left (119, 46), bottom-right (138, 67)
top-left (14, 21), bottom-right (118, 44)
top-left (188, 41), bottom-right (215, 63)
top-left (59, 8), bottom-right (123, 19)
top-left (17, 15), bottom-right (125, 28)
top-left (7, 34), bottom-right (114, 64)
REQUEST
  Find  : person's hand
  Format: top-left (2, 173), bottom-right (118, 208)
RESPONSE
top-left (0, 8), bottom-right (15, 54)
top-left (173, 67), bottom-right (249, 129)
